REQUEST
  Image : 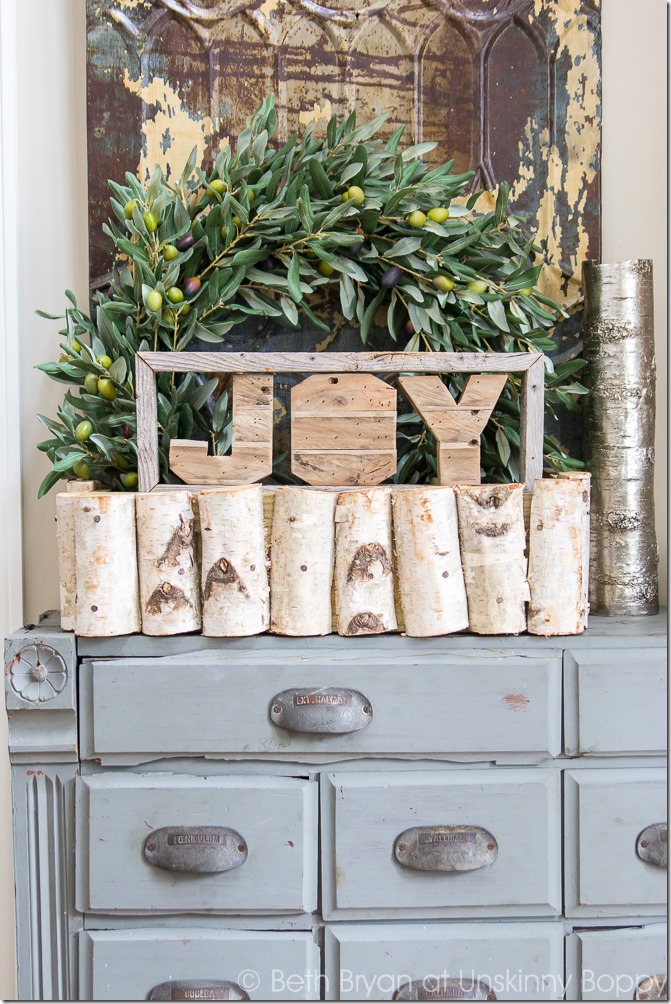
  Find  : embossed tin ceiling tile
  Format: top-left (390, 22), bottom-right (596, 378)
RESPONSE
top-left (394, 825), bottom-right (498, 872)
top-left (143, 826), bottom-right (248, 873)
top-left (636, 823), bottom-right (668, 869)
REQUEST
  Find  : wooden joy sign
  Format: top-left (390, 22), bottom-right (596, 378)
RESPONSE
top-left (135, 351), bottom-right (544, 492)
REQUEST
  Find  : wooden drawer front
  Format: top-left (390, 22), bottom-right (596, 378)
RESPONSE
top-left (75, 774), bottom-right (317, 914)
top-left (566, 924), bottom-right (667, 1001)
top-left (321, 768), bottom-right (561, 920)
top-left (325, 921), bottom-right (565, 1000)
top-left (564, 648), bottom-right (667, 756)
top-left (79, 928), bottom-right (320, 1000)
top-left (564, 768), bottom-right (667, 917)
top-left (80, 651), bottom-right (561, 761)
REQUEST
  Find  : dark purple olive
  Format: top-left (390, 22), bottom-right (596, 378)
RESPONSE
top-left (122, 423), bottom-right (133, 439)
top-left (350, 241), bottom-right (364, 255)
top-left (176, 233), bottom-right (195, 251)
top-left (404, 319), bottom-right (414, 337)
top-left (381, 266), bottom-right (402, 288)
top-left (258, 256), bottom-right (278, 272)
top-left (182, 276), bottom-right (202, 298)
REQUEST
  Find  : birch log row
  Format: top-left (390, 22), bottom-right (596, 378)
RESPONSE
top-left (583, 259), bottom-right (658, 615)
top-left (198, 486), bottom-right (269, 637)
top-left (334, 489), bottom-right (397, 636)
top-left (392, 487), bottom-right (469, 636)
top-left (136, 492), bottom-right (201, 636)
top-left (527, 474), bottom-right (591, 635)
top-left (73, 493), bottom-right (140, 636)
top-left (270, 488), bottom-right (337, 636)
top-left (456, 483), bottom-right (528, 634)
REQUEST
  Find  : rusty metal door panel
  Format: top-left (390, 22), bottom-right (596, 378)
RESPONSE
top-left (86, 0), bottom-right (601, 309)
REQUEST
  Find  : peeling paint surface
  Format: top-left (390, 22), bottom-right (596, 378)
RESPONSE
top-left (87, 0), bottom-right (601, 297)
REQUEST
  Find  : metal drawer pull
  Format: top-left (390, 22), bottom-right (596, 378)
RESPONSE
top-left (636, 823), bottom-right (667, 868)
top-left (144, 826), bottom-right (248, 874)
top-left (270, 687), bottom-right (372, 734)
top-left (394, 825), bottom-right (498, 872)
top-left (394, 977), bottom-right (496, 1000)
top-left (148, 980), bottom-right (249, 1000)
top-left (635, 975), bottom-right (668, 1001)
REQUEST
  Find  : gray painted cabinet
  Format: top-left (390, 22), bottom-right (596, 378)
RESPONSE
top-left (4, 612), bottom-right (667, 1001)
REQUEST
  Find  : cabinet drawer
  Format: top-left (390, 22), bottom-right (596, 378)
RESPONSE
top-left (75, 774), bottom-right (317, 914)
top-left (79, 928), bottom-right (320, 1000)
top-left (321, 768), bottom-right (561, 920)
top-left (564, 649), bottom-right (667, 755)
top-left (564, 768), bottom-right (667, 917)
top-left (79, 650), bottom-right (561, 762)
top-left (325, 921), bottom-right (564, 1000)
top-left (566, 924), bottom-right (667, 1000)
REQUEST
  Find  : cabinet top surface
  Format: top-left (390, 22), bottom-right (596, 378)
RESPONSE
top-left (16, 609), bottom-right (668, 658)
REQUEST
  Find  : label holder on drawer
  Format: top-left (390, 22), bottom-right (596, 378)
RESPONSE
top-left (144, 826), bottom-right (248, 874)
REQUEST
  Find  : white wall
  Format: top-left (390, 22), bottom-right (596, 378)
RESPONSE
top-left (0, 0), bottom-right (667, 995)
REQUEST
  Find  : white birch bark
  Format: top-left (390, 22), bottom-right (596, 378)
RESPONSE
top-left (74, 492), bottom-right (140, 636)
top-left (392, 487), bottom-right (469, 636)
top-left (527, 473), bottom-right (591, 635)
top-left (55, 493), bottom-right (78, 631)
top-left (456, 483), bottom-right (528, 634)
top-left (334, 488), bottom-right (397, 636)
top-left (198, 486), bottom-right (269, 637)
top-left (136, 492), bottom-right (201, 636)
top-left (270, 488), bottom-right (336, 636)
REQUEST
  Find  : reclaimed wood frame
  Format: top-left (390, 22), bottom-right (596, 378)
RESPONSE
top-left (135, 351), bottom-right (545, 493)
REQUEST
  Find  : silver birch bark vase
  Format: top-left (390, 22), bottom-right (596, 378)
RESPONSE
top-left (582, 259), bottom-right (659, 615)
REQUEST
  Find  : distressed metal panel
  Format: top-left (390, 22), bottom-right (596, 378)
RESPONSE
top-left (86, 0), bottom-right (601, 309)
top-left (4, 626), bottom-right (77, 761)
top-left (75, 772), bottom-right (318, 914)
top-left (79, 651), bottom-right (562, 762)
top-left (565, 924), bottom-right (668, 1001)
top-left (563, 649), bottom-right (667, 757)
top-left (11, 764), bottom-right (80, 1001)
top-left (564, 768), bottom-right (668, 918)
top-left (321, 767), bottom-right (562, 920)
top-left (79, 928), bottom-right (320, 1000)
top-left (324, 921), bottom-right (565, 1000)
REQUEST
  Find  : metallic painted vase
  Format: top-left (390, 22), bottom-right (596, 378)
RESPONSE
top-left (582, 259), bottom-right (658, 615)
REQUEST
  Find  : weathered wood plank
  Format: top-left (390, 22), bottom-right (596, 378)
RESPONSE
top-left (520, 355), bottom-right (545, 485)
top-left (135, 354), bottom-right (160, 493)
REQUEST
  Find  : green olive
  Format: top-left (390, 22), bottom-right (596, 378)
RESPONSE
top-left (72, 460), bottom-right (90, 479)
top-left (520, 287), bottom-right (533, 296)
top-left (75, 420), bottom-right (93, 442)
top-left (142, 211), bottom-right (158, 233)
top-left (96, 354), bottom-right (112, 370)
top-left (248, 189), bottom-right (255, 202)
top-left (123, 200), bottom-right (136, 220)
top-left (98, 378), bottom-right (117, 401)
top-left (427, 207), bottom-right (450, 223)
top-left (163, 245), bottom-right (179, 261)
top-left (346, 185), bottom-right (365, 205)
top-left (467, 279), bottom-right (488, 295)
top-left (120, 471), bottom-right (139, 489)
top-left (232, 216), bottom-right (241, 228)
top-left (408, 210), bottom-right (427, 228)
top-left (70, 341), bottom-right (81, 354)
top-left (166, 286), bottom-right (184, 304)
top-left (84, 374), bottom-right (99, 395)
top-left (209, 179), bottom-right (226, 194)
top-left (146, 290), bottom-right (163, 312)
top-left (432, 274), bottom-right (455, 292)
top-left (113, 452), bottom-right (131, 471)
top-left (318, 261), bottom-right (335, 277)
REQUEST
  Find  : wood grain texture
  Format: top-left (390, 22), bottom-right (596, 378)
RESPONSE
top-left (291, 374), bottom-right (397, 486)
top-left (520, 355), bottom-right (545, 487)
top-left (135, 353), bottom-right (160, 493)
top-left (169, 373), bottom-right (273, 486)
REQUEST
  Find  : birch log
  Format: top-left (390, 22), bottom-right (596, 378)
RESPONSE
top-left (56, 494), bottom-right (78, 631)
top-left (456, 483), bottom-right (528, 634)
top-left (270, 488), bottom-right (337, 636)
top-left (74, 493), bottom-right (140, 636)
top-left (198, 486), bottom-right (269, 637)
top-left (136, 492), bottom-right (201, 636)
top-left (334, 489), bottom-right (397, 636)
top-left (527, 474), bottom-right (591, 635)
top-left (392, 487), bottom-right (468, 636)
